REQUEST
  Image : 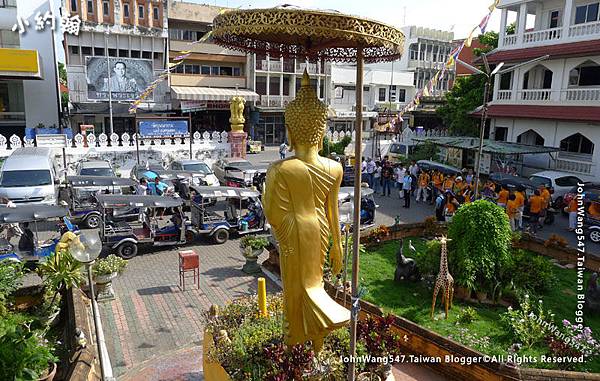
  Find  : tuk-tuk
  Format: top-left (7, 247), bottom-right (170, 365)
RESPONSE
top-left (0, 204), bottom-right (77, 263)
top-left (338, 187), bottom-right (377, 229)
top-left (189, 186), bottom-right (266, 244)
top-left (64, 176), bottom-right (137, 229)
top-left (585, 192), bottom-right (600, 243)
top-left (96, 194), bottom-right (195, 259)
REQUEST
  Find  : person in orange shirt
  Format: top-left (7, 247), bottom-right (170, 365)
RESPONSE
top-left (540, 186), bottom-right (552, 209)
top-left (567, 196), bottom-right (579, 231)
top-left (416, 171), bottom-right (430, 203)
top-left (453, 176), bottom-right (465, 195)
top-left (589, 201), bottom-right (600, 218)
top-left (444, 194), bottom-right (459, 222)
top-left (443, 175), bottom-right (455, 192)
top-left (514, 187), bottom-right (526, 230)
top-left (497, 185), bottom-right (509, 208)
top-left (528, 190), bottom-right (545, 233)
top-left (506, 194), bottom-right (518, 231)
top-left (432, 171), bottom-right (444, 203)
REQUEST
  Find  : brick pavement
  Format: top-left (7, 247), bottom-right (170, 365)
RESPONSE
top-left (99, 238), bottom-right (279, 378)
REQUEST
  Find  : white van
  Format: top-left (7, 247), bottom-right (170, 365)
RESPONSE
top-left (0, 147), bottom-right (60, 205)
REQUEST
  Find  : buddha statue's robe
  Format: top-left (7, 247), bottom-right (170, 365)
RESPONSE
top-left (264, 156), bottom-right (350, 350)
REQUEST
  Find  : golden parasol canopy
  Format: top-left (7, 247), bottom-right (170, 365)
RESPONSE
top-left (212, 6), bottom-right (404, 63)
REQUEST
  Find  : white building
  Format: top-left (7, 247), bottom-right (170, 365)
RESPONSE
top-left (329, 65), bottom-right (415, 132)
top-left (485, 0), bottom-right (600, 180)
top-left (0, 0), bottom-right (61, 136)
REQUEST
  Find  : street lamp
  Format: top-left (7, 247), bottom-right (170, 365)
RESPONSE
top-left (456, 54), bottom-right (504, 198)
top-left (70, 232), bottom-right (115, 381)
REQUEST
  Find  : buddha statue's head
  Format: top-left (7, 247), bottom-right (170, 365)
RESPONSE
top-left (284, 70), bottom-right (328, 151)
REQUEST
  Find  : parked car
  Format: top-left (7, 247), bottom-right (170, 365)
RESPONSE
top-left (169, 159), bottom-right (220, 186)
top-left (562, 182), bottom-right (600, 214)
top-left (0, 147), bottom-right (60, 205)
top-left (212, 158), bottom-right (259, 187)
top-left (528, 171), bottom-right (583, 208)
top-left (76, 160), bottom-right (116, 177)
top-left (416, 160), bottom-right (461, 176)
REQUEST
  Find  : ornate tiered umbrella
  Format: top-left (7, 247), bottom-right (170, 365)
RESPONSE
top-left (212, 6), bottom-right (404, 379)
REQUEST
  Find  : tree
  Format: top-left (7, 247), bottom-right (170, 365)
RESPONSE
top-left (437, 31), bottom-right (499, 136)
top-left (58, 62), bottom-right (69, 106)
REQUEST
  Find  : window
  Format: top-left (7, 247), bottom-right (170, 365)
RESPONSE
top-left (543, 69), bottom-right (553, 89)
top-left (70, 0), bottom-right (77, 12)
top-left (211, 66), bottom-right (219, 75)
top-left (220, 67), bottom-right (233, 76)
top-left (182, 30), bottom-right (190, 40)
top-left (549, 10), bottom-right (560, 28)
top-left (142, 51), bottom-right (151, 59)
top-left (70, 45), bottom-right (79, 55)
top-left (118, 49), bottom-right (128, 57)
top-left (174, 65), bottom-right (184, 74)
top-left (201, 66), bottom-right (210, 75)
top-left (108, 48), bottom-right (117, 56)
top-left (138, 5), bottom-right (144, 19)
top-left (102, 0), bottom-right (109, 16)
top-left (94, 47), bottom-right (104, 56)
top-left (233, 67), bottom-right (241, 76)
top-left (81, 46), bottom-right (92, 55)
top-left (270, 76), bottom-right (280, 95)
top-left (378, 88), bottom-right (386, 102)
top-left (555, 176), bottom-right (583, 187)
top-left (256, 76), bottom-right (267, 95)
top-left (123, 3), bottom-right (130, 18)
top-left (499, 72), bottom-right (512, 90)
top-left (87, 0), bottom-right (94, 13)
top-left (153, 6), bottom-right (159, 20)
top-left (575, 3), bottom-right (599, 24)
top-left (397, 89), bottom-right (406, 102)
top-left (494, 127), bottom-right (508, 141)
top-left (560, 133), bottom-right (594, 155)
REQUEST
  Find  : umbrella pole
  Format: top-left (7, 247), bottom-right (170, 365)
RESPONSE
top-left (348, 46), bottom-right (364, 381)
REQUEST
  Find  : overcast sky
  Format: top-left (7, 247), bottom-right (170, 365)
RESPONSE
top-left (189, 0), bottom-right (501, 39)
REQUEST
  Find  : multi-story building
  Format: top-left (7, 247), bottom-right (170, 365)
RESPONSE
top-left (330, 65), bottom-right (415, 133)
top-left (485, 0), bottom-right (600, 180)
top-left (370, 26), bottom-right (455, 130)
top-left (167, 1), bottom-right (257, 134)
top-left (247, 55), bottom-right (331, 145)
top-left (0, 0), bottom-right (61, 136)
top-left (63, 0), bottom-right (169, 134)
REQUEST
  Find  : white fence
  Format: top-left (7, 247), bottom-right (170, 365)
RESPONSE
top-left (0, 131), bottom-right (231, 178)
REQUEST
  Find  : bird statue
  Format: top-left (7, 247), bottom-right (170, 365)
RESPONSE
top-left (75, 327), bottom-right (87, 349)
top-left (394, 239), bottom-right (419, 282)
top-left (408, 239), bottom-right (417, 253)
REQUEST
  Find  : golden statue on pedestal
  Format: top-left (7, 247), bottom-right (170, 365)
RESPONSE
top-left (229, 96), bottom-right (245, 132)
top-left (263, 71), bottom-right (350, 352)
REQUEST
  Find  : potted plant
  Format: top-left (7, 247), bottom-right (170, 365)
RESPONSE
top-left (357, 314), bottom-right (401, 379)
top-left (239, 235), bottom-right (269, 274)
top-left (92, 254), bottom-right (127, 301)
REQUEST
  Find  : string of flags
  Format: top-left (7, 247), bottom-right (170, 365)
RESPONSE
top-left (390, 0), bottom-right (500, 128)
top-left (128, 9), bottom-right (230, 114)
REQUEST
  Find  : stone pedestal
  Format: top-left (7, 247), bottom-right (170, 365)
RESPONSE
top-left (229, 131), bottom-right (247, 159)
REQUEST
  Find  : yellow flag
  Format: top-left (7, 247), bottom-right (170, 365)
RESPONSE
top-left (489, 0), bottom-right (500, 12)
top-left (446, 56), bottom-right (455, 68)
top-left (465, 28), bottom-right (476, 48)
top-left (423, 85), bottom-right (430, 97)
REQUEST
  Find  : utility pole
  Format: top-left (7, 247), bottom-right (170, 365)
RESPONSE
top-left (105, 29), bottom-right (114, 135)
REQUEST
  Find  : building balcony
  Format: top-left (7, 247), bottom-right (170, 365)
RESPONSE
top-left (493, 87), bottom-right (600, 104)
top-left (554, 152), bottom-right (594, 175)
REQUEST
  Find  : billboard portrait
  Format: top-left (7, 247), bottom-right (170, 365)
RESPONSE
top-left (85, 57), bottom-right (153, 101)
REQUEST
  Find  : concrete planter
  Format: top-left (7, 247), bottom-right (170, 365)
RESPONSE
top-left (240, 247), bottom-right (263, 274)
top-left (93, 272), bottom-right (118, 302)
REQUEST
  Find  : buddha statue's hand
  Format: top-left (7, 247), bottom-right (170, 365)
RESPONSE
top-left (330, 243), bottom-right (343, 276)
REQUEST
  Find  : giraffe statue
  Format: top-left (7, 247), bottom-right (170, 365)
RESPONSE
top-left (431, 236), bottom-right (454, 319)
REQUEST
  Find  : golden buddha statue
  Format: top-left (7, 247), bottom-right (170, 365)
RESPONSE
top-left (263, 70), bottom-right (350, 352)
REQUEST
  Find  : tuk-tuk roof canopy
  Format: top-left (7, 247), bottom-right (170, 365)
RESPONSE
top-left (412, 136), bottom-right (560, 155)
top-left (142, 170), bottom-right (196, 180)
top-left (189, 185), bottom-right (261, 198)
top-left (0, 205), bottom-right (68, 223)
top-left (339, 187), bottom-right (375, 200)
top-left (95, 195), bottom-right (183, 208)
top-left (67, 176), bottom-right (136, 187)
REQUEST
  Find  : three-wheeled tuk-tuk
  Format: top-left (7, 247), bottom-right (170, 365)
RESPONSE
top-left (338, 186), bottom-right (377, 229)
top-left (0, 204), bottom-right (77, 263)
top-left (189, 186), bottom-right (266, 244)
top-left (63, 176), bottom-right (137, 229)
top-left (585, 192), bottom-right (600, 243)
top-left (96, 194), bottom-right (195, 259)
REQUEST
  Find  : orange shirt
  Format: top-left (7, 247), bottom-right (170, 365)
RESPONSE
top-left (541, 188), bottom-right (551, 207)
top-left (446, 202), bottom-right (456, 214)
top-left (568, 198), bottom-right (578, 213)
top-left (506, 199), bottom-right (518, 218)
top-left (529, 195), bottom-right (544, 214)
top-left (514, 191), bottom-right (525, 208)
top-left (497, 189), bottom-right (509, 205)
top-left (589, 202), bottom-right (600, 217)
top-left (443, 178), bottom-right (454, 190)
top-left (419, 173), bottom-right (430, 187)
top-left (433, 173), bottom-right (444, 189)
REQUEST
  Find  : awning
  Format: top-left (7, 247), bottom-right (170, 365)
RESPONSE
top-left (171, 86), bottom-right (259, 101)
top-left (412, 136), bottom-right (560, 155)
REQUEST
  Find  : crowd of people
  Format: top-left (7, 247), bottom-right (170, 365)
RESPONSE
top-left (359, 157), bottom-right (581, 233)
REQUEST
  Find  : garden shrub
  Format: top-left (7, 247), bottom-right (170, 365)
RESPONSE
top-left (456, 307), bottom-right (478, 325)
top-left (0, 260), bottom-right (24, 315)
top-left (509, 249), bottom-right (557, 295)
top-left (448, 200), bottom-right (513, 294)
top-left (412, 240), bottom-right (440, 276)
top-left (501, 294), bottom-right (554, 348)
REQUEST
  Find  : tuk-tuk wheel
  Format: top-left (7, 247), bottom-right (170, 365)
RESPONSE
top-left (589, 229), bottom-right (600, 244)
top-left (213, 229), bottom-right (229, 244)
top-left (185, 229), bottom-right (197, 243)
top-left (117, 242), bottom-right (138, 259)
top-left (85, 214), bottom-right (101, 229)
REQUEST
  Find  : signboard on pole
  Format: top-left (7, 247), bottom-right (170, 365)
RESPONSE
top-left (479, 153), bottom-right (492, 175)
top-left (36, 134), bottom-right (68, 149)
top-left (138, 120), bottom-right (189, 138)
